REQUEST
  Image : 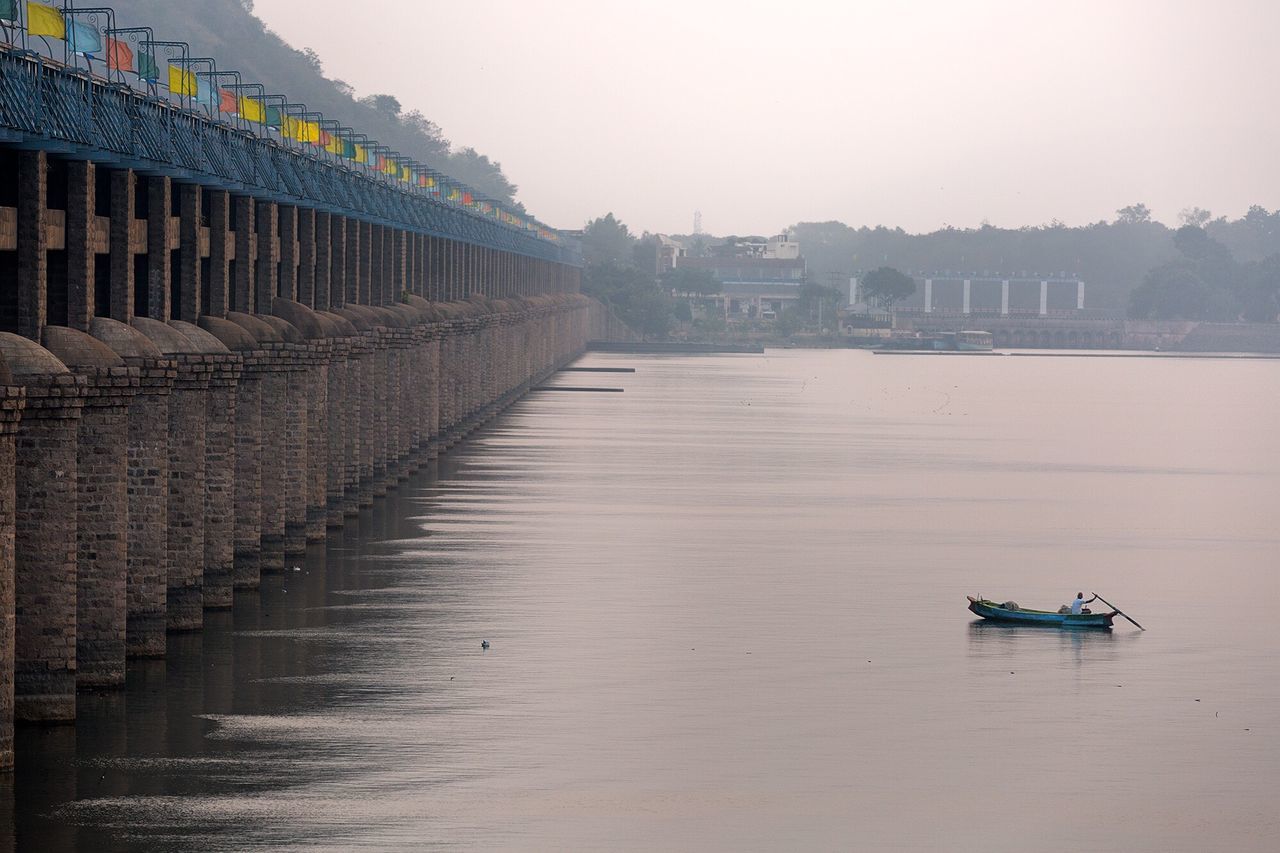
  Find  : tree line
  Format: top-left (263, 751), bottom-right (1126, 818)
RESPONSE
top-left (788, 206), bottom-right (1280, 321)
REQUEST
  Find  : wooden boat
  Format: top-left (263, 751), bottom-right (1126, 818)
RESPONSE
top-left (967, 596), bottom-right (1116, 628)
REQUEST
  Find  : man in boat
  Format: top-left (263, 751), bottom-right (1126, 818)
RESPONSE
top-left (1071, 592), bottom-right (1098, 615)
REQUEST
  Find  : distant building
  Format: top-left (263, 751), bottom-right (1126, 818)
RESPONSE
top-left (881, 271), bottom-right (1087, 316)
top-left (676, 233), bottom-right (807, 321)
top-left (655, 235), bottom-right (686, 275)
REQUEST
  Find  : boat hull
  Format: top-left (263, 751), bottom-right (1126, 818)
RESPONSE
top-left (967, 596), bottom-right (1114, 628)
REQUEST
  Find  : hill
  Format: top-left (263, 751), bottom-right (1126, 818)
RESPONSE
top-left (107, 0), bottom-right (519, 203)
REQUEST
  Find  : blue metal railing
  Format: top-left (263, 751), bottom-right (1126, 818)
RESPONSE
top-left (0, 47), bottom-right (581, 266)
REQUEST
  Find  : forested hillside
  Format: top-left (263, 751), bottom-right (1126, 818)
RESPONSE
top-left (108, 0), bottom-right (519, 203)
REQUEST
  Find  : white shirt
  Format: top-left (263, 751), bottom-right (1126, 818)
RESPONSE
top-left (1070, 598), bottom-right (1088, 615)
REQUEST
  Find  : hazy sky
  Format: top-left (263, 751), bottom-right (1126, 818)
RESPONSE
top-left (253, 0), bottom-right (1279, 236)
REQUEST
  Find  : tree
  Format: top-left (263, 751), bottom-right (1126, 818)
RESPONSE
top-left (1179, 207), bottom-right (1212, 228)
top-left (859, 266), bottom-right (916, 310)
top-left (581, 214), bottom-right (636, 267)
top-left (1127, 263), bottom-right (1239, 320)
top-left (1115, 203), bottom-right (1153, 224)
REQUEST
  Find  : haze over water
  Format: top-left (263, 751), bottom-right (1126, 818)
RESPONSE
top-left (6, 350), bottom-right (1279, 851)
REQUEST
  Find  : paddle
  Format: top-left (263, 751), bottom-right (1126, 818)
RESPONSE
top-left (1092, 592), bottom-right (1145, 630)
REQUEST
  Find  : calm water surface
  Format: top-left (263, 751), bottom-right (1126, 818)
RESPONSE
top-left (4, 349), bottom-right (1279, 851)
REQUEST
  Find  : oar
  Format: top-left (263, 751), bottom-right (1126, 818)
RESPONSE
top-left (1092, 592), bottom-right (1145, 630)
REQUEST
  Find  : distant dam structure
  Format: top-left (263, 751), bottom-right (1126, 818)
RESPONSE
top-left (0, 8), bottom-right (631, 769)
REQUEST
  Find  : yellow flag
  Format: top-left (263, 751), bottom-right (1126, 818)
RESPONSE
top-left (238, 96), bottom-right (265, 124)
top-left (401, 166), bottom-right (412, 182)
top-left (325, 135), bottom-right (344, 155)
top-left (383, 159), bottom-right (397, 176)
top-left (167, 64), bottom-right (197, 96)
top-left (26, 2), bottom-right (65, 39)
top-left (354, 145), bottom-right (369, 164)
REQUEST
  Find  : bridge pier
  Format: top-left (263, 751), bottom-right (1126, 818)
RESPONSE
top-left (0, 56), bottom-right (610, 769)
top-left (0, 334), bottom-right (86, 724)
top-left (40, 329), bottom-right (139, 691)
top-left (0, 366), bottom-right (25, 768)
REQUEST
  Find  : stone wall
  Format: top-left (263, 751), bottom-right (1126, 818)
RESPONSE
top-left (0, 138), bottom-right (621, 776)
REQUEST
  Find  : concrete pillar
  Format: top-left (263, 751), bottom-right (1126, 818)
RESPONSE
top-left (0, 333), bottom-right (86, 723)
top-left (207, 190), bottom-right (230, 317)
top-left (359, 221), bottom-right (372, 306)
top-left (254, 201), bottom-right (278, 314)
top-left (233, 196), bottom-right (255, 314)
top-left (330, 215), bottom-right (346, 309)
top-left (923, 279), bottom-right (932, 314)
top-left (108, 168), bottom-right (135, 323)
top-left (144, 176), bottom-right (171, 321)
top-left (314, 212), bottom-right (331, 310)
top-left (17, 151), bottom-right (48, 340)
top-left (962, 279), bottom-right (971, 315)
top-left (175, 183), bottom-right (201, 323)
top-left (88, 318), bottom-right (172, 660)
top-left (1040, 280), bottom-right (1049, 316)
top-left (373, 225), bottom-right (387, 306)
top-left (344, 217), bottom-right (360, 307)
top-left (391, 228), bottom-right (405, 302)
top-left (298, 207), bottom-right (316, 308)
top-left (278, 205), bottom-right (298, 302)
top-left (1077, 280), bottom-right (1085, 310)
top-left (65, 160), bottom-right (95, 332)
top-left (0, 368), bottom-right (25, 768)
top-left (41, 328), bottom-right (138, 690)
top-left (1001, 280), bottom-right (1010, 315)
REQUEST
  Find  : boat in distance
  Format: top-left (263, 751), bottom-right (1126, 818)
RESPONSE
top-left (967, 596), bottom-right (1116, 628)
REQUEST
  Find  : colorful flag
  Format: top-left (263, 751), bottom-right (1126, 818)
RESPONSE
top-left (105, 37), bottom-right (133, 72)
top-left (283, 116), bottom-right (320, 142)
top-left (324, 133), bottom-right (345, 155)
top-left (265, 106), bottom-right (282, 128)
top-left (168, 64), bottom-right (197, 97)
top-left (136, 50), bottom-right (159, 81)
top-left (26, 2), bottom-right (64, 39)
top-left (238, 96), bottom-right (265, 123)
top-left (0, 0), bottom-right (17, 23)
top-left (354, 145), bottom-right (369, 164)
top-left (342, 140), bottom-right (356, 159)
top-left (401, 165), bottom-right (412, 182)
top-left (194, 77), bottom-right (219, 108)
top-left (219, 89), bottom-right (238, 115)
top-left (67, 20), bottom-right (102, 55)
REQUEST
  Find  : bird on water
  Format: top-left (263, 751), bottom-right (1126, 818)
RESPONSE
top-left (481, 640), bottom-right (490, 650)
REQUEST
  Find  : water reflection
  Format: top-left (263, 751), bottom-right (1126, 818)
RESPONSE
top-left (3, 350), bottom-right (1278, 852)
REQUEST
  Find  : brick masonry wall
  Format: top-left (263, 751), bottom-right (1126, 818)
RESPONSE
top-left (203, 355), bottom-right (242, 608)
top-left (304, 342), bottom-right (329, 541)
top-left (258, 365), bottom-right (288, 572)
top-left (74, 366), bottom-right (139, 689)
top-left (166, 357), bottom-right (212, 631)
top-left (14, 372), bottom-right (85, 723)
top-left (233, 353), bottom-right (266, 588)
top-left (0, 384), bottom-right (26, 769)
top-left (125, 360), bottom-right (174, 657)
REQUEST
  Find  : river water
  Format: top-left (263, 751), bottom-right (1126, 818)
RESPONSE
top-left (3, 349), bottom-right (1279, 852)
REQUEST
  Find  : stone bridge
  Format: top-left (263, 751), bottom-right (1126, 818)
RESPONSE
top-left (0, 27), bottom-right (620, 769)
